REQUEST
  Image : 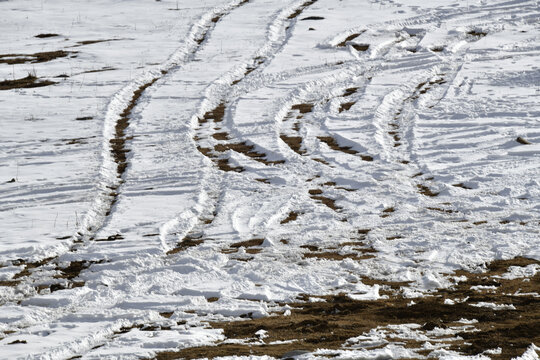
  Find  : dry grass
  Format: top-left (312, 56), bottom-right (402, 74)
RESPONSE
top-left (156, 258), bottom-right (539, 360)
top-left (467, 30), bottom-right (487, 37)
top-left (231, 239), bottom-right (265, 248)
top-left (287, 0), bottom-right (317, 20)
top-left (310, 194), bottom-right (340, 211)
top-left (0, 75), bottom-right (56, 91)
top-left (338, 101), bottom-right (355, 113)
top-left (516, 136), bottom-right (531, 145)
top-left (0, 50), bottom-right (73, 64)
top-left (35, 33), bottom-right (59, 38)
top-left (110, 78), bottom-right (158, 177)
top-left (280, 135), bottom-right (305, 155)
top-left (351, 44), bottom-right (369, 51)
top-left (280, 211), bottom-right (300, 224)
top-left (291, 103), bottom-right (313, 114)
top-left (417, 184), bottom-right (439, 197)
top-left (199, 103), bottom-right (226, 124)
top-left (167, 235), bottom-right (204, 255)
top-left (300, 16), bottom-right (324, 21)
top-left (317, 136), bottom-right (357, 155)
top-left (337, 34), bottom-right (361, 47)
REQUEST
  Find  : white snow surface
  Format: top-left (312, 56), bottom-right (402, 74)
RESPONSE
top-left (0, 0), bottom-right (539, 358)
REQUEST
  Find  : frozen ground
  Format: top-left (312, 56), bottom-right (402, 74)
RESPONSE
top-left (0, 0), bottom-right (539, 359)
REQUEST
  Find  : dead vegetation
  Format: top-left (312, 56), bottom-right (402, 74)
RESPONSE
top-left (338, 101), bottom-right (355, 113)
top-left (196, 103), bottom-right (285, 170)
top-left (342, 87), bottom-right (358, 97)
top-left (516, 136), bottom-right (531, 145)
top-left (199, 103), bottom-right (226, 124)
top-left (417, 184), bottom-right (439, 197)
top-left (74, 39), bottom-right (121, 47)
top-left (0, 50), bottom-right (73, 64)
top-left (317, 136), bottom-right (373, 161)
top-left (280, 135), bottom-right (305, 155)
top-left (287, 0), bottom-right (317, 20)
top-left (318, 136), bottom-right (357, 155)
top-left (110, 78), bottom-right (158, 178)
top-left (309, 189), bottom-right (340, 211)
top-left (280, 211), bottom-right (300, 224)
top-left (467, 30), bottom-right (487, 37)
top-left (351, 44), bottom-right (370, 51)
top-left (337, 34), bottom-right (362, 47)
top-left (452, 183), bottom-right (472, 189)
top-left (291, 103), bottom-right (313, 114)
top-left (35, 33), bottom-right (60, 38)
top-left (301, 16), bottom-right (325, 21)
top-left (0, 75), bottom-right (56, 91)
top-left (155, 257), bottom-right (540, 360)
top-left (167, 235), bottom-right (204, 255)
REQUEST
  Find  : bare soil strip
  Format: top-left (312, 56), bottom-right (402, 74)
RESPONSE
top-left (317, 136), bottom-right (373, 161)
top-left (0, 75), bottom-right (57, 91)
top-left (0, 50), bottom-right (74, 64)
top-left (155, 257), bottom-right (539, 360)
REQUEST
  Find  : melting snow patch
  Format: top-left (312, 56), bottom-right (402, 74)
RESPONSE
top-left (470, 302), bottom-right (516, 310)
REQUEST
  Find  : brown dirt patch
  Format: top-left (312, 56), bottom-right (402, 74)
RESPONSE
top-left (342, 87), bottom-right (358, 97)
top-left (167, 235), bottom-right (204, 255)
top-left (54, 260), bottom-right (103, 280)
top-left (11, 257), bottom-right (55, 280)
top-left (380, 207), bottom-right (395, 218)
top-left (303, 251), bottom-right (374, 261)
top-left (417, 184), bottom-right (439, 197)
top-left (217, 159), bottom-right (244, 172)
top-left (317, 136), bottom-right (357, 155)
top-left (110, 78), bottom-right (158, 178)
top-left (74, 39), bottom-right (121, 46)
top-left (280, 211), bottom-right (300, 224)
top-left (35, 33), bottom-right (60, 38)
top-left (280, 135), bottom-right (305, 155)
top-left (82, 66), bottom-right (116, 74)
top-left (212, 132), bottom-right (230, 141)
top-left (155, 257), bottom-right (540, 360)
top-left (426, 207), bottom-right (456, 214)
top-left (214, 142), bottom-right (284, 165)
top-left (0, 75), bottom-right (56, 91)
top-left (312, 158), bottom-right (329, 165)
top-left (339, 101), bottom-right (355, 113)
top-left (311, 195), bottom-right (340, 211)
top-left (351, 44), bottom-right (369, 51)
top-left (453, 183), bottom-right (472, 189)
top-left (287, 0), bottom-right (317, 20)
top-left (337, 34), bottom-right (362, 47)
top-left (467, 30), bottom-right (487, 37)
top-left (95, 233), bottom-right (124, 242)
top-left (516, 136), bottom-right (531, 145)
top-left (200, 103), bottom-right (226, 124)
top-left (291, 103), bottom-right (313, 114)
top-left (231, 239), bottom-right (265, 248)
top-left (0, 50), bottom-right (73, 64)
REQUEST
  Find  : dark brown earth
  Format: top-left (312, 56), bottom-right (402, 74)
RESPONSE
top-left (155, 257), bottom-right (539, 360)
top-left (0, 50), bottom-right (73, 65)
top-left (0, 75), bottom-right (56, 91)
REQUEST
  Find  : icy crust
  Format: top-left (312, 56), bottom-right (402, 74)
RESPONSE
top-left (1, 0), bottom-right (540, 358)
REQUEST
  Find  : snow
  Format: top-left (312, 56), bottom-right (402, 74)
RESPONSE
top-left (0, 0), bottom-right (539, 358)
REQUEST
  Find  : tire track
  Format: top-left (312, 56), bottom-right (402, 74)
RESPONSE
top-left (162, 0), bottom-right (323, 250)
top-left (0, 0), bottom-right (251, 308)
